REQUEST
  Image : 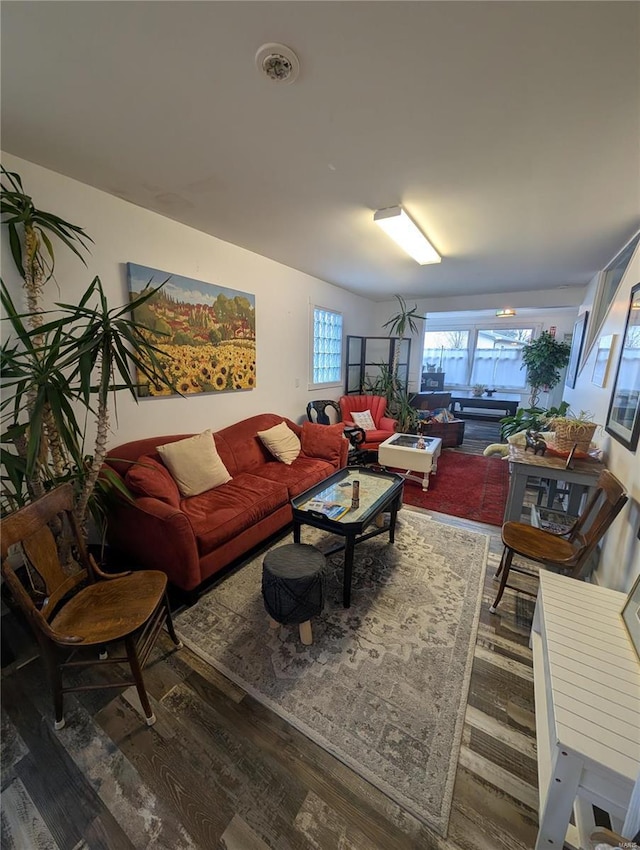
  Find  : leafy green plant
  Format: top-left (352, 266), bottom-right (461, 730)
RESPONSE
top-left (1, 167), bottom-right (92, 331)
top-left (1, 171), bottom-right (175, 540)
top-left (1, 278), bottom-right (174, 529)
top-left (362, 362), bottom-right (418, 432)
top-left (521, 331), bottom-right (571, 406)
top-left (500, 401), bottom-right (570, 439)
top-left (382, 295), bottom-right (425, 393)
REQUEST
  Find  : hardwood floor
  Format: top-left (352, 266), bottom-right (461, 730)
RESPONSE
top-left (1, 507), bottom-right (541, 850)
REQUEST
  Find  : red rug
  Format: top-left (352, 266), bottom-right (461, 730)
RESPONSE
top-left (400, 450), bottom-right (510, 526)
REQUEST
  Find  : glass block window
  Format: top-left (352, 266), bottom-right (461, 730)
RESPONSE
top-left (311, 307), bottom-right (343, 386)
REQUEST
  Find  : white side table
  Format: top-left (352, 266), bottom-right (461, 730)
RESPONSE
top-left (377, 433), bottom-right (442, 491)
top-left (531, 571), bottom-right (640, 849)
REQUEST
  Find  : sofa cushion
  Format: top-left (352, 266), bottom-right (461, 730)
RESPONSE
top-left (182, 473), bottom-right (288, 554)
top-left (157, 429), bottom-right (231, 497)
top-left (300, 421), bottom-right (345, 467)
top-left (350, 409), bottom-right (376, 430)
top-left (257, 421), bottom-right (301, 465)
top-left (252, 458), bottom-right (336, 498)
top-left (125, 455), bottom-right (180, 507)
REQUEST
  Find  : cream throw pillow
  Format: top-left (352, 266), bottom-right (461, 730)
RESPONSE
top-left (157, 429), bottom-right (231, 497)
top-left (257, 421), bottom-right (301, 465)
top-left (351, 409), bottom-right (376, 431)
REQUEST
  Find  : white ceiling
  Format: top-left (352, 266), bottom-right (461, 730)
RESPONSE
top-left (2, 1), bottom-right (639, 302)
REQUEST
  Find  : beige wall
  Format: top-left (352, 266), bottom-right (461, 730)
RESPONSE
top-left (1, 153), bottom-right (375, 447)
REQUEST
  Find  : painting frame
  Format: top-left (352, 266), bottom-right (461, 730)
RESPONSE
top-left (605, 282), bottom-right (640, 451)
top-left (621, 572), bottom-right (640, 661)
top-left (591, 334), bottom-right (616, 388)
top-left (127, 263), bottom-right (256, 398)
top-left (565, 311), bottom-right (588, 389)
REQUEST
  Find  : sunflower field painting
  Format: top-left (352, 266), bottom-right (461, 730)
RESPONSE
top-left (127, 263), bottom-right (256, 397)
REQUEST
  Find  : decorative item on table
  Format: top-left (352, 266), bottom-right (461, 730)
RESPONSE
top-left (548, 410), bottom-right (598, 456)
top-left (351, 479), bottom-right (360, 509)
top-left (485, 388), bottom-right (496, 397)
top-left (472, 383), bottom-right (487, 398)
top-left (524, 430), bottom-right (547, 455)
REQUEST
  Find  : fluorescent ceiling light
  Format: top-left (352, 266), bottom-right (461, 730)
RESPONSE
top-left (373, 206), bottom-right (441, 265)
top-left (496, 308), bottom-right (517, 318)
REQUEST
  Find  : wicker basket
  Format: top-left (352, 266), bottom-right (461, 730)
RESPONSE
top-left (550, 419), bottom-right (597, 454)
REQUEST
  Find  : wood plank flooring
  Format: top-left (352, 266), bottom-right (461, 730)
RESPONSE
top-left (1, 503), bottom-right (543, 850)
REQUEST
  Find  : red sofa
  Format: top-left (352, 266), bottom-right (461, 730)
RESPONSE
top-left (103, 413), bottom-right (347, 593)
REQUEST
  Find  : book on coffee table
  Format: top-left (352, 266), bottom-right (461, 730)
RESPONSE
top-left (303, 499), bottom-right (350, 520)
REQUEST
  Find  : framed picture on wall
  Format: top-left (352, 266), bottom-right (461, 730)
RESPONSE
top-left (605, 282), bottom-right (640, 451)
top-left (591, 334), bottom-right (616, 388)
top-left (565, 311), bottom-right (589, 389)
top-left (127, 263), bottom-right (256, 397)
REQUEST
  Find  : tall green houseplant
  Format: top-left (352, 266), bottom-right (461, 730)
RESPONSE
top-left (1, 171), bottom-right (174, 536)
top-left (379, 295), bottom-right (425, 429)
top-left (521, 331), bottom-right (571, 407)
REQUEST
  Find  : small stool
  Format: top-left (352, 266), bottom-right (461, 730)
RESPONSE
top-left (261, 543), bottom-right (325, 645)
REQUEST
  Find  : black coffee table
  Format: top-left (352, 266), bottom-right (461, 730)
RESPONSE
top-left (291, 467), bottom-right (404, 608)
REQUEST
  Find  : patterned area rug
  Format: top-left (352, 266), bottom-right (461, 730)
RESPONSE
top-left (176, 511), bottom-right (489, 836)
top-left (401, 450), bottom-right (510, 525)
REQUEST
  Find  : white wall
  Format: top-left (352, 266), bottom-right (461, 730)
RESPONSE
top-left (564, 244), bottom-right (640, 592)
top-left (1, 154), bottom-right (375, 446)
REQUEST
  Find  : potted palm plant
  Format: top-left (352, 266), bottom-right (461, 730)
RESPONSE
top-left (521, 331), bottom-right (571, 407)
top-left (1, 169), bottom-right (174, 543)
top-left (379, 295), bottom-right (425, 431)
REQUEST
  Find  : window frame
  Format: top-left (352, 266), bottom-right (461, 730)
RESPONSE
top-left (309, 304), bottom-right (344, 390)
top-left (423, 321), bottom-right (542, 390)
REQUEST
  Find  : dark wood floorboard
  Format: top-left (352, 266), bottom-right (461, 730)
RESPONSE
top-left (1, 465), bottom-right (544, 850)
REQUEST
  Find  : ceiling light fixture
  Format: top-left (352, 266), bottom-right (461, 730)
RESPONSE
top-left (373, 206), bottom-right (441, 265)
top-left (495, 308), bottom-right (517, 318)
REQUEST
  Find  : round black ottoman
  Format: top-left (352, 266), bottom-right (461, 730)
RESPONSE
top-left (262, 543), bottom-right (325, 645)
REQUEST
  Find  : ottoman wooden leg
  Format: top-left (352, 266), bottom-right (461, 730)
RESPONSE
top-left (268, 617), bottom-right (280, 630)
top-left (299, 620), bottom-right (313, 645)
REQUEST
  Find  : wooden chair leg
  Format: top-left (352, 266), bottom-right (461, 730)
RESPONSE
top-left (125, 635), bottom-right (156, 726)
top-left (494, 546), bottom-right (508, 579)
top-left (163, 593), bottom-right (183, 648)
top-left (41, 642), bottom-right (65, 730)
top-left (489, 548), bottom-right (514, 613)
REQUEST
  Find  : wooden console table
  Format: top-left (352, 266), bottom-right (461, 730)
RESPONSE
top-left (450, 395), bottom-right (519, 419)
top-left (504, 445), bottom-right (602, 523)
top-left (531, 572), bottom-right (640, 849)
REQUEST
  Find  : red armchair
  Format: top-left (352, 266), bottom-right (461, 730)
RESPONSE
top-left (338, 394), bottom-right (397, 452)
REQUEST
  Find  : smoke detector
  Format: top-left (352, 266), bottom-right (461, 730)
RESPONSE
top-left (255, 43), bottom-right (300, 84)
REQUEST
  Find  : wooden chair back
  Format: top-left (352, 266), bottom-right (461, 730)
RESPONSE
top-left (306, 400), bottom-right (341, 425)
top-left (0, 484), bottom-right (91, 640)
top-left (565, 468), bottom-right (627, 573)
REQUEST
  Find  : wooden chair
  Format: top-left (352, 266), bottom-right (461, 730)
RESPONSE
top-left (489, 469), bottom-right (627, 613)
top-left (0, 484), bottom-right (182, 729)
top-left (306, 399), bottom-right (341, 425)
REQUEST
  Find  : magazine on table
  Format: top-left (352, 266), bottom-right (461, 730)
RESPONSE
top-left (303, 499), bottom-right (350, 520)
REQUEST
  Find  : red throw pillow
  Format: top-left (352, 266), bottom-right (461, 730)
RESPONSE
top-left (124, 455), bottom-right (180, 507)
top-left (301, 421), bottom-right (345, 466)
